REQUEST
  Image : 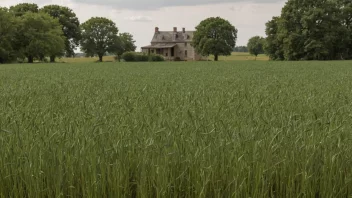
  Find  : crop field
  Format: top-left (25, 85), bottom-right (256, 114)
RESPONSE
top-left (58, 52), bottom-right (269, 63)
top-left (0, 61), bottom-right (352, 197)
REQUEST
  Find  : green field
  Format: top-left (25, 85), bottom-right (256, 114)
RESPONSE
top-left (0, 61), bottom-right (351, 197)
top-left (58, 52), bottom-right (269, 63)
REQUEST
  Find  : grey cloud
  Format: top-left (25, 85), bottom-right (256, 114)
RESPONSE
top-left (124, 16), bottom-right (153, 22)
top-left (71, 0), bottom-right (281, 10)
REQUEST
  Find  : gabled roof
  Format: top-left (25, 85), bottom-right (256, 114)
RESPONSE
top-left (151, 31), bottom-right (194, 43)
top-left (141, 43), bottom-right (177, 49)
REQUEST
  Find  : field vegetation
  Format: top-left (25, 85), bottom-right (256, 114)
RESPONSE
top-left (57, 53), bottom-right (268, 63)
top-left (0, 61), bottom-right (351, 197)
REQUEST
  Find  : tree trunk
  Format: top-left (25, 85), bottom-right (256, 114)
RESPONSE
top-left (214, 54), bottom-right (218, 61)
top-left (50, 55), bottom-right (56, 63)
top-left (28, 56), bottom-right (34, 63)
top-left (255, 55), bottom-right (257, 61)
top-left (99, 55), bottom-right (103, 62)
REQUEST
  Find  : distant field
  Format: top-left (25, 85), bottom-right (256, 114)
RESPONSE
top-left (0, 61), bottom-right (351, 197)
top-left (58, 52), bottom-right (268, 63)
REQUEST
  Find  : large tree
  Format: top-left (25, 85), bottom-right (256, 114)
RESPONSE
top-left (9, 3), bottom-right (38, 17)
top-left (263, 17), bottom-right (284, 60)
top-left (192, 17), bottom-right (238, 61)
top-left (247, 36), bottom-right (265, 59)
top-left (0, 7), bottom-right (18, 63)
top-left (265, 0), bottom-right (352, 60)
top-left (13, 12), bottom-right (65, 63)
top-left (115, 32), bottom-right (137, 61)
top-left (80, 17), bottom-right (120, 62)
top-left (40, 5), bottom-right (81, 62)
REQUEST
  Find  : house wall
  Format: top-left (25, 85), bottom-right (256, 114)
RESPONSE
top-left (174, 42), bottom-right (196, 60)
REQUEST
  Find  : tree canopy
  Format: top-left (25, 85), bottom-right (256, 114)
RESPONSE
top-left (115, 32), bottom-right (137, 61)
top-left (13, 12), bottom-right (65, 63)
top-left (192, 17), bottom-right (238, 61)
top-left (9, 3), bottom-right (38, 17)
top-left (40, 5), bottom-right (81, 62)
top-left (247, 36), bottom-right (265, 59)
top-left (265, 0), bottom-right (352, 60)
top-left (80, 17), bottom-right (120, 62)
top-left (0, 8), bottom-right (18, 63)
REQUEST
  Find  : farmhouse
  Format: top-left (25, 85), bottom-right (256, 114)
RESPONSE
top-left (141, 27), bottom-right (205, 61)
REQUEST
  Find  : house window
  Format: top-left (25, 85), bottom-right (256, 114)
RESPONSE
top-left (185, 50), bottom-right (188, 57)
top-left (166, 53), bottom-right (168, 57)
top-left (185, 42), bottom-right (187, 47)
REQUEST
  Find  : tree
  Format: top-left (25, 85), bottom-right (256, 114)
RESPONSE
top-left (192, 17), bottom-right (238, 61)
top-left (0, 7), bottom-right (18, 63)
top-left (263, 17), bottom-right (284, 60)
top-left (13, 12), bottom-right (65, 63)
top-left (115, 32), bottom-right (137, 61)
top-left (80, 17), bottom-right (120, 62)
top-left (40, 5), bottom-right (81, 62)
top-left (247, 36), bottom-right (265, 59)
top-left (9, 3), bottom-right (38, 17)
top-left (265, 0), bottom-right (352, 60)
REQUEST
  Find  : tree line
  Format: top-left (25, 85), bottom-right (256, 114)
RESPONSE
top-left (233, 46), bottom-right (248, 53)
top-left (247, 0), bottom-right (352, 60)
top-left (0, 3), bottom-right (136, 63)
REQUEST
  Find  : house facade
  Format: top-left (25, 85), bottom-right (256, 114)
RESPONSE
top-left (141, 27), bottom-right (205, 61)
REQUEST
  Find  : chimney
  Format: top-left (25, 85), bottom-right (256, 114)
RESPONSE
top-left (173, 27), bottom-right (177, 32)
top-left (155, 27), bottom-right (159, 33)
top-left (182, 27), bottom-right (185, 33)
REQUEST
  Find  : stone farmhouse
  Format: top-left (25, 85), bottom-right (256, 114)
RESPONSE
top-left (141, 27), bottom-right (206, 61)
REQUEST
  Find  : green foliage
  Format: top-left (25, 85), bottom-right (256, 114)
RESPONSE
top-left (247, 36), bottom-right (265, 58)
top-left (121, 52), bottom-right (136, 61)
top-left (13, 12), bottom-right (65, 63)
top-left (233, 46), bottom-right (248, 52)
top-left (265, 0), bottom-right (352, 60)
top-left (1, 62), bottom-right (352, 197)
top-left (174, 57), bottom-right (182, 61)
top-left (121, 52), bottom-right (164, 62)
top-left (115, 32), bottom-right (137, 61)
top-left (9, 3), bottom-right (38, 17)
top-left (80, 17), bottom-right (119, 62)
top-left (264, 17), bottom-right (284, 60)
top-left (40, 5), bottom-right (81, 61)
top-left (192, 17), bottom-right (238, 61)
top-left (0, 8), bottom-right (18, 63)
top-left (149, 54), bottom-right (164, 62)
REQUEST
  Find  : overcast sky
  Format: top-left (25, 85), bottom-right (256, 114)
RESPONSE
top-left (1, 0), bottom-right (286, 51)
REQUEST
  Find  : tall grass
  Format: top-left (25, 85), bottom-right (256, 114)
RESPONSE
top-left (0, 61), bottom-right (351, 197)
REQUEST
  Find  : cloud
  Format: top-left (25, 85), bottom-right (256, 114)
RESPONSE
top-left (71, 0), bottom-right (281, 10)
top-left (124, 16), bottom-right (153, 22)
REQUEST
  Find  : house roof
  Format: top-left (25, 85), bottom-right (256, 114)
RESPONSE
top-left (141, 43), bottom-right (177, 49)
top-left (151, 31), bottom-right (194, 43)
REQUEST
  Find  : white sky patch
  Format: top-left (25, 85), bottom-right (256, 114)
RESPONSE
top-left (124, 16), bottom-right (153, 22)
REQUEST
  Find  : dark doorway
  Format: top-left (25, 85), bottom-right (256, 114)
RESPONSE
top-left (171, 48), bottom-right (175, 57)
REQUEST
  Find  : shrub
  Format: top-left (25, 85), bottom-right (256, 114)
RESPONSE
top-left (121, 52), bottom-right (136, 62)
top-left (121, 52), bottom-right (164, 62)
top-left (151, 54), bottom-right (164, 62)
top-left (174, 57), bottom-right (181, 61)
